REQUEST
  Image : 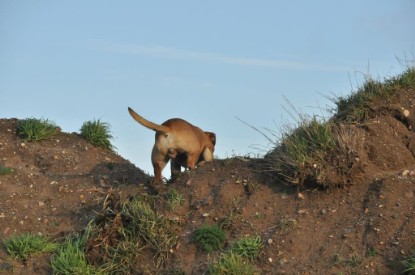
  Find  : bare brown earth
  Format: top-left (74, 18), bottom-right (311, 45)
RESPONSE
top-left (1, 88), bottom-right (415, 274)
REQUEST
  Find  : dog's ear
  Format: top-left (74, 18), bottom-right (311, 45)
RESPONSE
top-left (205, 132), bottom-right (216, 146)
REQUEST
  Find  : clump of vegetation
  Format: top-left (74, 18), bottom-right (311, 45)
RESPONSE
top-left (334, 68), bottom-right (415, 123)
top-left (3, 233), bottom-right (58, 261)
top-left (84, 194), bottom-right (178, 271)
top-left (229, 235), bottom-right (263, 261)
top-left (402, 250), bottom-right (415, 274)
top-left (193, 224), bottom-right (226, 253)
top-left (207, 252), bottom-right (257, 274)
top-left (121, 196), bottom-right (178, 267)
top-left (80, 119), bottom-right (115, 151)
top-left (0, 165), bottom-right (13, 175)
top-left (260, 67), bottom-right (415, 188)
top-left (167, 188), bottom-right (185, 211)
top-left (51, 232), bottom-right (104, 275)
top-left (16, 118), bottom-right (59, 141)
top-left (264, 115), bottom-right (335, 186)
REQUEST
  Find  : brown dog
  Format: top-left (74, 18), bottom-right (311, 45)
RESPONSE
top-left (128, 107), bottom-right (216, 185)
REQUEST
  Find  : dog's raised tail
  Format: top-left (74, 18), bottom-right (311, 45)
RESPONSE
top-left (128, 107), bottom-right (169, 133)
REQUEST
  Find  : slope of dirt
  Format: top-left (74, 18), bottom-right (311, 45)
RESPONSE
top-left (0, 87), bottom-right (415, 274)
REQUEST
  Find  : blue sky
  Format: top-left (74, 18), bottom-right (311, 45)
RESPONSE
top-left (1, 1), bottom-right (414, 177)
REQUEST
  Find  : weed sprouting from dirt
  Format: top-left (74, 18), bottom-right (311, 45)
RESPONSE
top-left (16, 118), bottom-right (59, 141)
top-left (264, 114), bottom-right (336, 187)
top-left (3, 233), bottom-right (58, 261)
top-left (333, 67), bottom-right (415, 123)
top-left (167, 188), bottom-right (185, 211)
top-left (51, 231), bottom-right (105, 275)
top-left (193, 224), bottom-right (226, 253)
top-left (0, 165), bottom-right (12, 175)
top-left (80, 119), bottom-right (115, 151)
top-left (84, 194), bottom-right (178, 271)
top-left (402, 250), bottom-right (415, 274)
top-left (229, 235), bottom-right (263, 261)
top-left (207, 252), bottom-right (258, 274)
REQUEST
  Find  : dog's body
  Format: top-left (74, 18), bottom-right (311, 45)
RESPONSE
top-left (128, 107), bottom-right (216, 185)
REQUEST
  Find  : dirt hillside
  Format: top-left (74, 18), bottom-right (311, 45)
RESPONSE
top-left (0, 82), bottom-right (415, 274)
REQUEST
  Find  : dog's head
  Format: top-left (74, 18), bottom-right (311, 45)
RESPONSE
top-left (205, 132), bottom-right (216, 147)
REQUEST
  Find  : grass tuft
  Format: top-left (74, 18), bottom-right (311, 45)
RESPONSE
top-left (78, 194), bottom-right (178, 271)
top-left (16, 118), bottom-right (59, 141)
top-left (193, 224), bottom-right (226, 253)
top-left (3, 233), bottom-right (58, 261)
top-left (265, 115), bottom-right (335, 186)
top-left (167, 188), bottom-right (185, 211)
top-left (50, 231), bottom-right (103, 275)
top-left (334, 68), bottom-right (415, 123)
top-left (121, 196), bottom-right (178, 267)
top-left (402, 250), bottom-right (415, 274)
top-left (229, 236), bottom-right (262, 261)
top-left (0, 165), bottom-right (13, 175)
top-left (207, 252), bottom-right (257, 275)
top-left (80, 119), bottom-right (115, 151)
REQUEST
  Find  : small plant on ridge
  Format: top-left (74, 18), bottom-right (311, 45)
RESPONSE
top-left (16, 118), bottom-right (59, 141)
top-left (80, 119), bottom-right (115, 151)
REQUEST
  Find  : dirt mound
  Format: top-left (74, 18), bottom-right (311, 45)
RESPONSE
top-left (0, 79), bottom-right (415, 273)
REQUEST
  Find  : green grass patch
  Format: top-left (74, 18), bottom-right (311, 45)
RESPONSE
top-left (3, 233), bottom-right (58, 261)
top-left (167, 188), bottom-right (185, 211)
top-left (122, 197), bottom-right (178, 263)
top-left (229, 235), bottom-right (263, 261)
top-left (265, 115), bottom-right (335, 186)
top-left (16, 118), bottom-right (59, 141)
top-left (80, 119), bottom-right (115, 151)
top-left (0, 165), bottom-right (13, 175)
top-left (334, 68), bottom-right (415, 123)
top-left (402, 250), bottom-right (415, 274)
top-left (193, 224), bottom-right (226, 253)
top-left (74, 194), bottom-right (178, 272)
top-left (207, 252), bottom-right (257, 275)
top-left (50, 232), bottom-right (104, 275)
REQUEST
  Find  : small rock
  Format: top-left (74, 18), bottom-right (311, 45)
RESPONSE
top-left (403, 109), bottom-right (410, 117)
top-left (267, 238), bottom-right (273, 245)
top-left (268, 257), bottom-right (273, 263)
top-left (402, 170), bottom-right (410, 176)
top-left (202, 213), bottom-right (210, 217)
top-left (38, 201), bottom-right (45, 207)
